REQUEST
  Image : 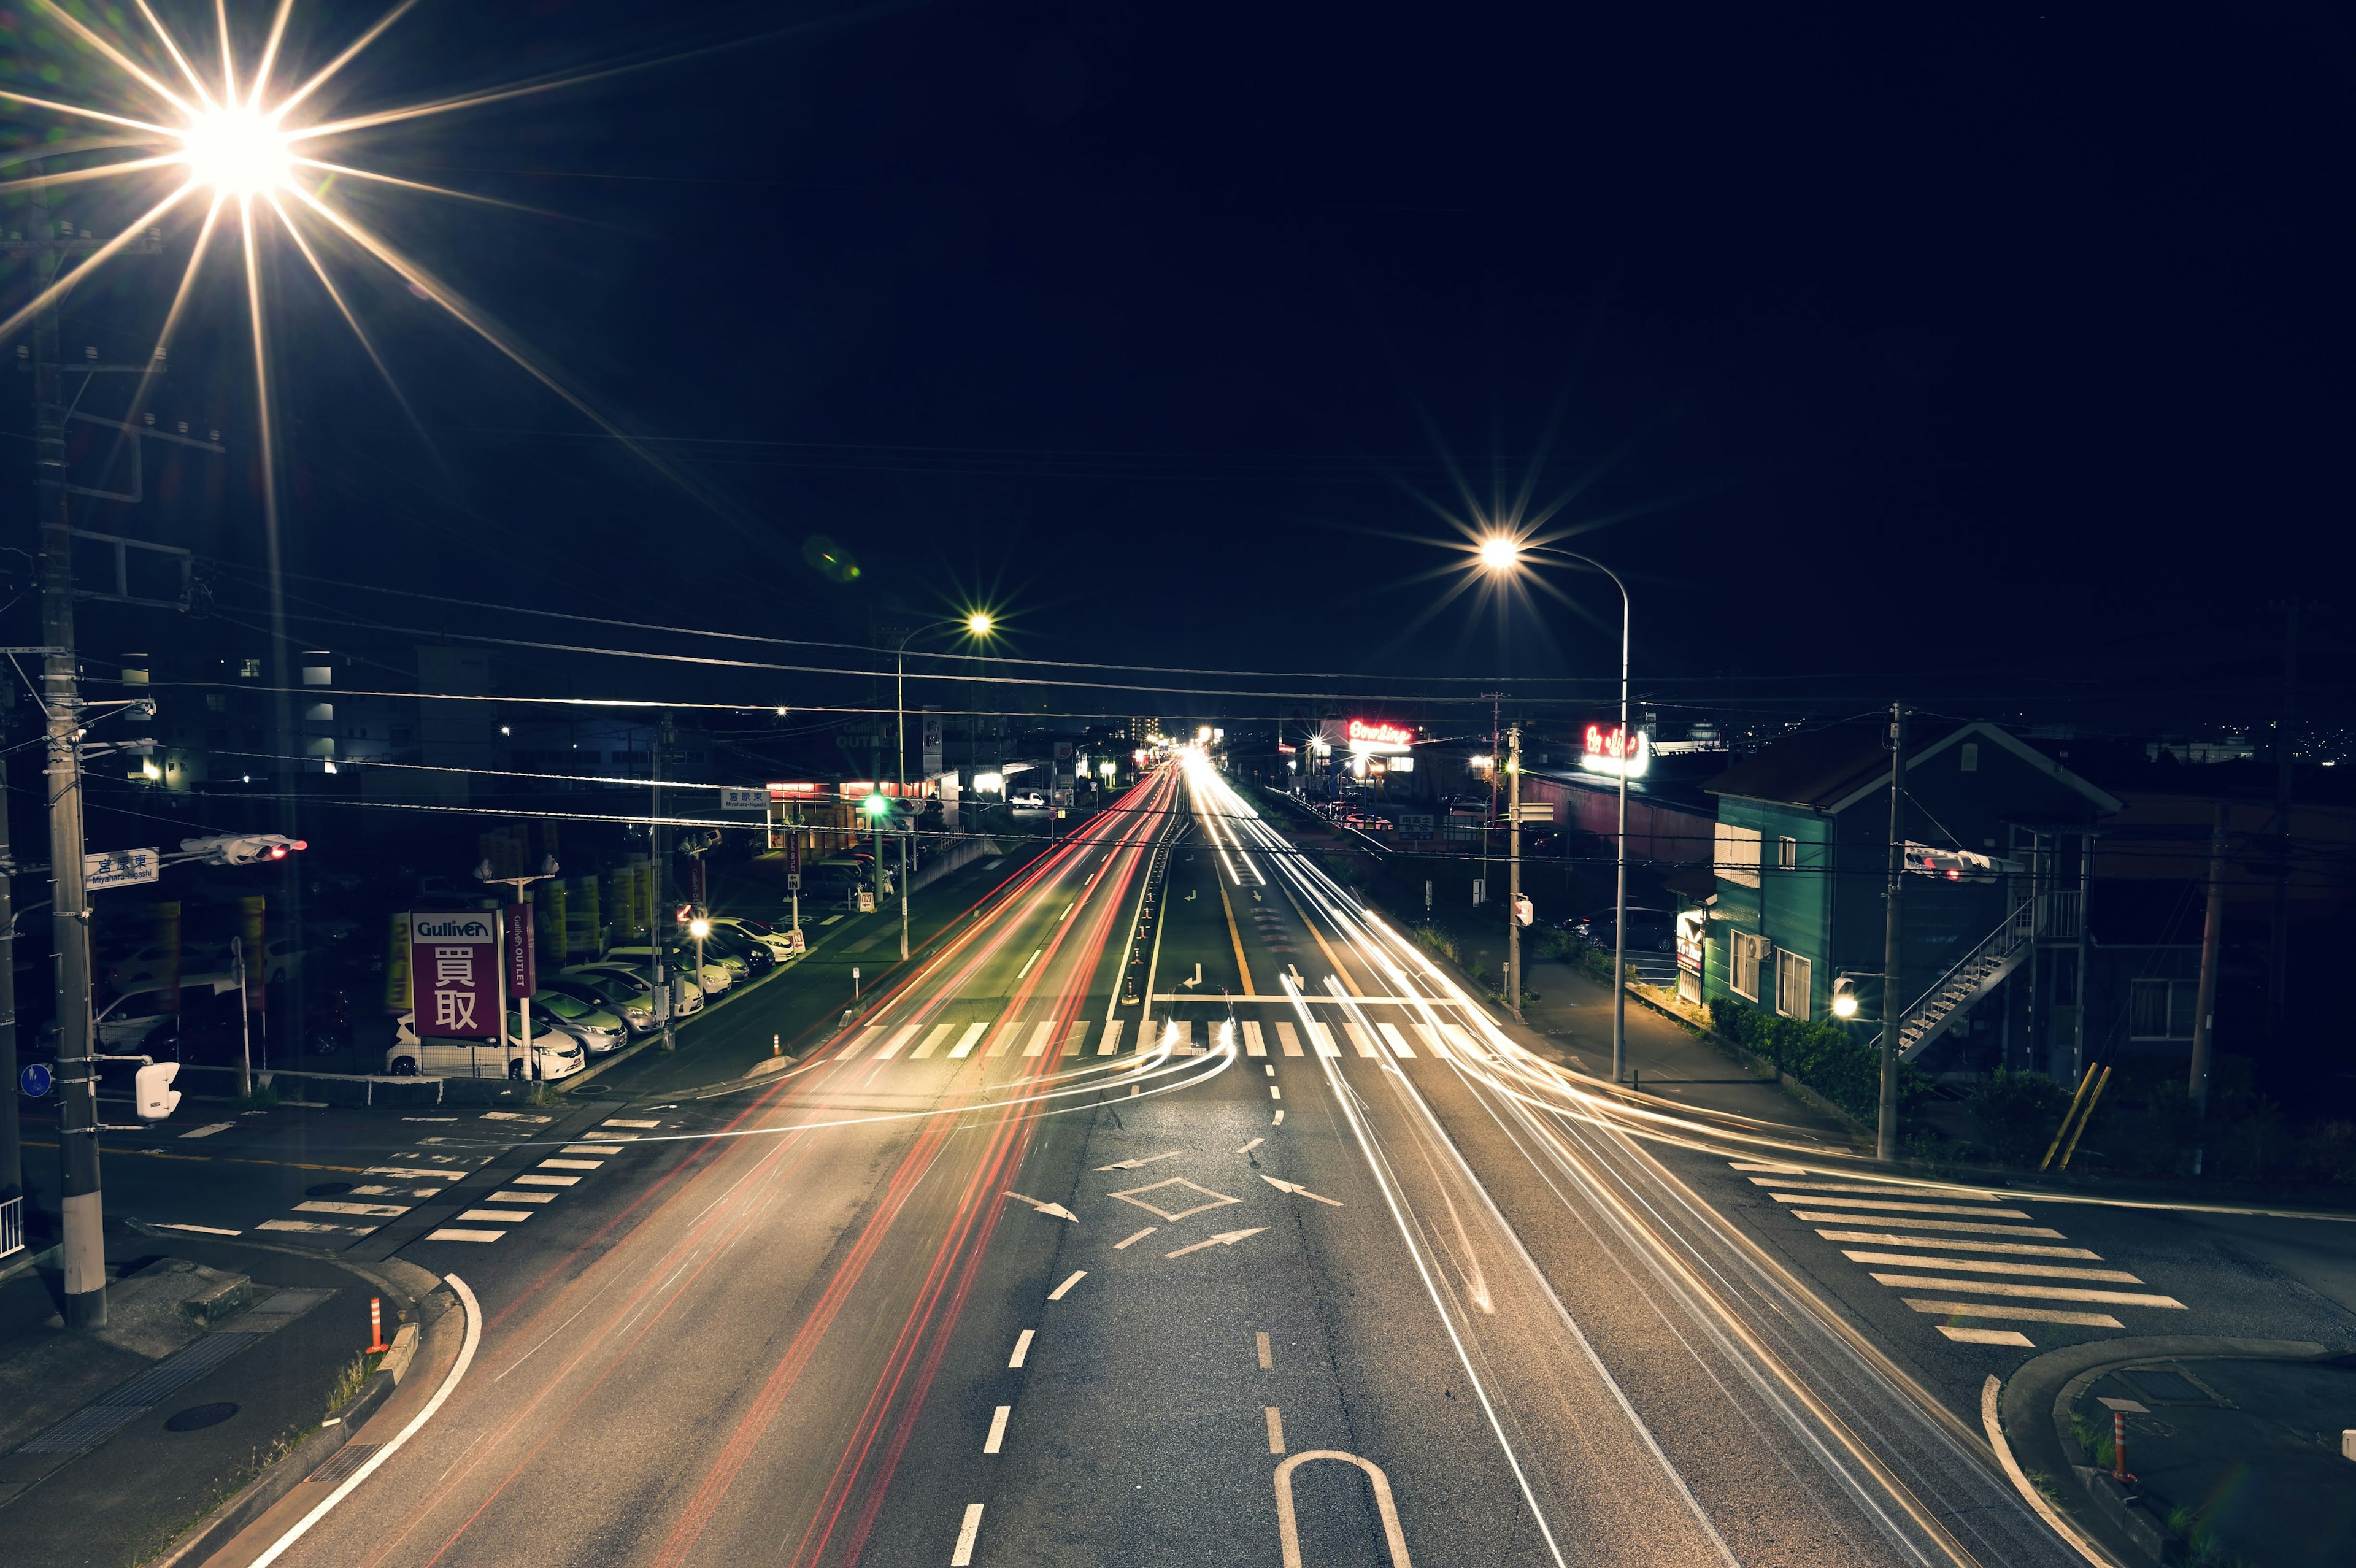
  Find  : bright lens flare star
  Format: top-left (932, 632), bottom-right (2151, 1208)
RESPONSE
top-left (1479, 536), bottom-right (1523, 572)
top-left (180, 106), bottom-right (294, 196)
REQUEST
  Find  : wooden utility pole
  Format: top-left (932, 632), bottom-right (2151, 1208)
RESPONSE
top-left (1877, 702), bottom-right (1907, 1163)
top-left (2188, 802), bottom-right (2228, 1175)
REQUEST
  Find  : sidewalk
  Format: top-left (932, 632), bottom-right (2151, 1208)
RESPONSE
top-left (0, 1233), bottom-right (406, 1565)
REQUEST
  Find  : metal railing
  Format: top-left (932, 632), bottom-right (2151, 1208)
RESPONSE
top-left (2037, 889), bottom-right (2082, 939)
top-left (0, 1194), bottom-right (23, 1262)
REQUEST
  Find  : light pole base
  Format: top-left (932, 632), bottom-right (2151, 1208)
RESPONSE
top-left (64, 1285), bottom-right (106, 1330)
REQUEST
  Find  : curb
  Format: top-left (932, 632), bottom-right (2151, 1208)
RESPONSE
top-left (1996, 1335), bottom-right (2338, 1568)
top-left (151, 1274), bottom-right (460, 1568)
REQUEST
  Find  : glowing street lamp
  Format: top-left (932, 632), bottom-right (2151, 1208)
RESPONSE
top-left (1477, 537), bottom-right (1637, 1084)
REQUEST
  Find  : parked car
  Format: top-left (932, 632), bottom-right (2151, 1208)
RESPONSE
top-left (36, 975), bottom-right (245, 1059)
top-left (566, 960), bottom-right (703, 1016)
top-left (799, 858), bottom-right (870, 904)
top-left (695, 925), bottom-right (773, 974)
top-left (528, 990), bottom-right (626, 1055)
top-left (709, 916), bottom-right (797, 963)
top-left (539, 972), bottom-right (657, 1034)
top-left (386, 1008), bottom-right (585, 1080)
top-left (605, 943), bottom-right (732, 995)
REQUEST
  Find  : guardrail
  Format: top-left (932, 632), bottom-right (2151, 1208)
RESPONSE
top-left (1, 1194), bottom-right (24, 1262)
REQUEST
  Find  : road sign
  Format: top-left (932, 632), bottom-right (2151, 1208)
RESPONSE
top-left (787, 873), bottom-right (802, 891)
top-left (85, 847), bottom-right (161, 890)
top-left (720, 787), bottom-right (769, 812)
top-left (19, 1063), bottom-right (51, 1097)
top-left (857, 891), bottom-right (875, 913)
top-left (1514, 802), bottom-right (1555, 823)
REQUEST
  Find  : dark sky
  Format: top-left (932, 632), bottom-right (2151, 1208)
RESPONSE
top-left (12, 2), bottom-right (2354, 734)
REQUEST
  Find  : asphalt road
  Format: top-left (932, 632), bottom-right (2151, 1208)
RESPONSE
top-left (120, 759), bottom-right (2353, 1568)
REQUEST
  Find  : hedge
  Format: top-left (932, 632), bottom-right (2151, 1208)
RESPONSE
top-left (1706, 996), bottom-right (1930, 1128)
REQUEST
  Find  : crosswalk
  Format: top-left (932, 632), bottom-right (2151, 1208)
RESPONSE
top-left (249, 1111), bottom-right (647, 1248)
top-left (833, 1009), bottom-right (1495, 1066)
top-left (1734, 1160), bottom-right (2184, 1348)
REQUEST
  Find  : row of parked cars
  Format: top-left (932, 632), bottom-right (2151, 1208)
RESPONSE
top-left (386, 915), bottom-right (800, 1080)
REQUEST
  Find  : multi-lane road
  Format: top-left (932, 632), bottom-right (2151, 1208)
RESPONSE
top-left (148, 757), bottom-right (2350, 1568)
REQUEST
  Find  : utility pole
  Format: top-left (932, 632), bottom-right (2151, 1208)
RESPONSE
top-left (2265, 602), bottom-right (2296, 1042)
top-left (0, 753), bottom-right (18, 1210)
top-left (1506, 724), bottom-right (1522, 1020)
top-left (1877, 701), bottom-right (1907, 1163)
top-left (2188, 801), bottom-right (2228, 1175)
top-left (653, 715), bottom-right (674, 1050)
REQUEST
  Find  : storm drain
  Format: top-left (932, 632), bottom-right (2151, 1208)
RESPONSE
top-left (15, 1333), bottom-right (263, 1456)
top-left (306, 1442), bottom-right (380, 1487)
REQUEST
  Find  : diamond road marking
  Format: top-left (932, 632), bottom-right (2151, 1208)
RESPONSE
top-left (1107, 1177), bottom-right (1242, 1223)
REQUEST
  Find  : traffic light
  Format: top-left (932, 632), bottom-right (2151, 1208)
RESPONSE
top-left (860, 793), bottom-right (891, 819)
top-left (1831, 977), bottom-right (1860, 1018)
top-left (134, 1061), bottom-right (182, 1120)
top-left (1512, 894), bottom-right (1535, 928)
top-left (180, 833), bottom-right (307, 866)
top-left (1902, 842), bottom-right (2007, 883)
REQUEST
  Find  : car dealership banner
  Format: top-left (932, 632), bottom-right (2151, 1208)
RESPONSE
top-left (410, 910), bottom-right (500, 1038)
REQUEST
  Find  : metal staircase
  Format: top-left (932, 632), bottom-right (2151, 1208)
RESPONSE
top-left (1882, 896), bottom-right (2043, 1063)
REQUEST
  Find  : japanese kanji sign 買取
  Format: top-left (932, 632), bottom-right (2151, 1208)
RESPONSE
top-left (409, 910), bottom-right (499, 1039)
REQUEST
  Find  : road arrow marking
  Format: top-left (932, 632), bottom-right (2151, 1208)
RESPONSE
top-left (1094, 1150), bottom-right (1180, 1172)
top-left (1261, 1175), bottom-right (1343, 1207)
top-left (1165, 1227), bottom-right (1268, 1259)
top-left (1002, 1191), bottom-right (1079, 1222)
top-left (1236, 1137), bottom-right (1264, 1155)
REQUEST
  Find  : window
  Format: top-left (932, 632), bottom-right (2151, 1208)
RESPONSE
top-left (1777, 836), bottom-right (1798, 870)
top-left (1961, 742), bottom-right (1979, 772)
top-left (239, 659), bottom-right (261, 678)
top-left (1776, 949), bottom-right (1813, 1021)
top-left (1730, 931), bottom-right (1765, 1000)
top-left (204, 693), bottom-right (227, 713)
top-left (2130, 979), bottom-right (2200, 1040)
top-left (1716, 823), bottom-right (1762, 888)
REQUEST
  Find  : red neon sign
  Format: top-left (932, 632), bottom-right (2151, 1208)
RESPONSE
top-left (1346, 719), bottom-right (1414, 748)
top-left (1582, 723), bottom-right (1650, 777)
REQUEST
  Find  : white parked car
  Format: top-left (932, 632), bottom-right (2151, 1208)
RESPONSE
top-left (1010, 791), bottom-right (1047, 810)
top-left (566, 961), bottom-right (703, 1016)
top-left (528, 990), bottom-right (626, 1055)
top-left (604, 945), bottom-right (731, 996)
top-left (386, 1009), bottom-right (585, 1080)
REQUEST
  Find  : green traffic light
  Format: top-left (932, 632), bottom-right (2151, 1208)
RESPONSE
top-left (862, 793), bottom-right (891, 817)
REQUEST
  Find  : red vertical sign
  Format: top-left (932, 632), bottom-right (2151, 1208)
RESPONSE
top-left (506, 904), bottom-right (536, 999)
top-left (409, 911), bottom-right (499, 1038)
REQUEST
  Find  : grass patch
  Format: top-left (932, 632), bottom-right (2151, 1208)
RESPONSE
top-left (325, 1348), bottom-right (387, 1418)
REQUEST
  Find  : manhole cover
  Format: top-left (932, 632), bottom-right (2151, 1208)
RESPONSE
top-left (306, 1182), bottom-right (354, 1197)
top-left (571, 1084), bottom-right (609, 1097)
top-left (164, 1402), bottom-right (239, 1432)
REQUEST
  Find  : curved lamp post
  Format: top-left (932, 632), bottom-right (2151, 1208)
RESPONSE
top-left (1477, 540), bottom-right (1634, 1083)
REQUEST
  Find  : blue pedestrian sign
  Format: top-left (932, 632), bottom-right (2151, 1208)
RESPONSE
top-left (20, 1062), bottom-right (52, 1097)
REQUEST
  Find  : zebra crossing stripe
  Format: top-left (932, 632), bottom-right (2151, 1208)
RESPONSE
top-left (1307, 1023), bottom-right (1338, 1057)
top-left (877, 1024), bottom-right (922, 1060)
top-left (1343, 1021), bottom-right (1377, 1058)
top-left (1062, 1021), bottom-right (1091, 1056)
top-left (1098, 1020), bottom-right (1125, 1055)
top-left (913, 1023), bottom-right (958, 1058)
top-left (986, 1021), bottom-right (1025, 1057)
top-left (1242, 1022), bottom-right (1266, 1057)
top-left (1025, 1021), bottom-right (1057, 1057)
top-left (1276, 1022), bottom-right (1304, 1057)
top-left (949, 1021), bottom-right (990, 1058)
top-left (841, 1026), bottom-right (886, 1059)
top-left (1376, 1022), bottom-right (1415, 1058)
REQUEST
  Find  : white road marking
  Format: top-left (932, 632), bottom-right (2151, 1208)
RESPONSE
top-left (842, 1026), bottom-right (886, 1059)
top-left (1844, 1251), bottom-right (2144, 1283)
top-left (604, 1118), bottom-right (660, 1128)
top-left (984, 1405), bottom-right (1011, 1453)
top-left (1236, 1138), bottom-right (1264, 1155)
top-left (1439, 1022), bottom-right (1478, 1058)
top-left (914, 1023), bottom-right (957, 1058)
top-left (1790, 1209), bottom-right (2063, 1237)
top-left (1009, 1330), bottom-right (1034, 1368)
top-left (179, 1122), bottom-right (233, 1139)
top-left (878, 1024), bottom-right (922, 1059)
top-left (152, 1222), bottom-right (240, 1236)
top-left (1269, 1085), bottom-right (1282, 1100)
top-left (1260, 1174), bottom-right (1341, 1207)
top-left (1113, 1227), bottom-right (1157, 1250)
top-left (1047, 1270), bottom-right (1087, 1301)
top-left (425, 1228), bottom-right (504, 1243)
top-left (951, 1503), bottom-right (984, 1566)
top-left (1265, 1406), bottom-right (1286, 1453)
top-left (460, 1209), bottom-right (533, 1223)
top-left (1772, 1194), bottom-right (2033, 1218)
top-left (1377, 1022), bottom-right (1415, 1058)
top-left (1257, 1331), bottom-right (1272, 1369)
top-left (1306, 1023), bottom-right (1338, 1057)
top-left (487, 1190), bottom-right (556, 1204)
top-left (1939, 1326), bottom-right (2034, 1346)
top-left (539, 1158), bottom-right (603, 1170)
top-left (1729, 1161), bottom-right (1809, 1173)
top-left (1061, 901), bottom-right (1076, 921)
top-left (1906, 1297), bottom-right (2123, 1328)
top-left (1243, 1021), bottom-right (1266, 1056)
top-left (513, 1174), bottom-right (580, 1187)
top-left (1023, 1021), bottom-right (1057, 1057)
top-left (1276, 1021), bottom-right (1304, 1057)
top-left (296, 1200), bottom-right (409, 1217)
top-left (949, 1021), bottom-right (991, 1058)
top-left (1002, 1191), bottom-right (1080, 1222)
top-left (1098, 1019), bottom-right (1124, 1055)
top-left (1343, 1021), bottom-right (1377, 1057)
top-left (562, 1145), bottom-right (625, 1155)
top-left (484, 1112), bottom-right (552, 1123)
top-left (986, 1020), bottom-right (1026, 1057)
top-left (1867, 1274), bottom-right (2184, 1309)
top-left (1062, 1021), bottom-right (1091, 1056)
top-left (1816, 1230), bottom-right (2100, 1259)
top-left (818, 914), bottom-right (842, 926)
top-left (1754, 1178), bottom-right (2006, 1199)
top-left (1165, 1228), bottom-right (1266, 1259)
top-left (1017, 948), bottom-right (1042, 978)
top-left (1095, 1151), bottom-right (1180, 1172)
top-left (1273, 1110), bottom-right (1284, 1125)
top-left (258, 1218), bottom-right (367, 1235)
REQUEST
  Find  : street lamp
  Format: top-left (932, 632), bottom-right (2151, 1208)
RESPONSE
top-left (477, 854), bottom-right (560, 1082)
top-left (1477, 538), bottom-right (1636, 1084)
top-left (888, 613), bottom-right (999, 959)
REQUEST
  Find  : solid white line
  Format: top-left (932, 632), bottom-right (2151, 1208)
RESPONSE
top-left (1982, 1375), bottom-right (2112, 1568)
top-left (249, 1276), bottom-right (483, 1568)
top-left (1841, 1251), bottom-right (2142, 1283)
top-left (1867, 1273), bottom-right (2184, 1308)
top-left (1047, 1269), bottom-right (1087, 1301)
top-left (984, 1405), bottom-right (1011, 1453)
top-left (1816, 1231), bottom-right (2100, 1259)
top-left (1008, 1329), bottom-right (1034, 1368)
top-left (1113, 1227), bottom-right (1155, 1250)
top-left (1017, 948), bottom-right (1042, 978)
top-left (951, 1503), bottom-right (985, 1566)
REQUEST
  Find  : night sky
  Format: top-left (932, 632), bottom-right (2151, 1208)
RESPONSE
top-left (11, 2), bottom-right (2352, 732)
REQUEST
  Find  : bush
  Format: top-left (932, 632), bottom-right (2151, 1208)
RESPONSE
top-left (1969, 1069), bottom-right (2075, 1167)
top-left (1413, 924), bottom-right (1458, 966)
top-left (1707, 996), bottom-right (1930, 1129)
